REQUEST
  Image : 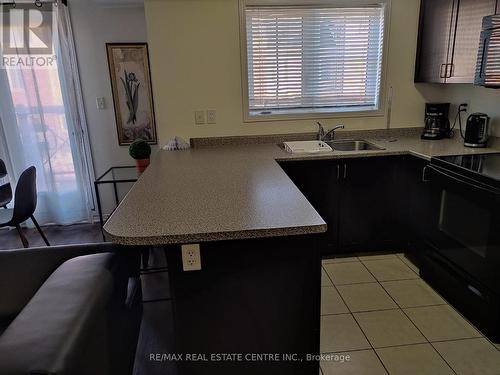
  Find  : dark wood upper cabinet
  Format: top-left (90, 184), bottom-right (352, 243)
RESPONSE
top-left (415, 0), bottom-right (497, 83)
top-left (448, 0), bottom-right (497, 83)
top-left (415, 0), bottom-right (457, 83)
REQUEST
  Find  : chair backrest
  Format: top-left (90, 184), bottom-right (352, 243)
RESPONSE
top-left (0, 159), bottom-right (6, 176)
top-left (0, 183), bottom-right (12, 207)
top-left (0, 159), bottom-right (12, 208)
top-left (11, 166), bottom-right (37, 225)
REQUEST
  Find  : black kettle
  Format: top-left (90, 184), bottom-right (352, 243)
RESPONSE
top-left (463, 113), bottom-right (490, 148)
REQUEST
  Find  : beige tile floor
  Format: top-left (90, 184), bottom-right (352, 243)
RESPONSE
top-left (320, 253), bottom-right (500, 375)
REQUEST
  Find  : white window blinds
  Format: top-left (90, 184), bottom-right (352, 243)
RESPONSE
top-left (244, 4), bottom-right (386, 116)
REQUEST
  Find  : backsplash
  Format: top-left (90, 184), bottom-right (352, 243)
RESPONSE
top-left (422, 84), bottom-right (500, 138)
top-left (190, 128), bottom-right (423, 148)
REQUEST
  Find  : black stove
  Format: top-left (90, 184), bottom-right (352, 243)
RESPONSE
top-left (431, 153), bottom-right (500, 189)
top-left (423, 152), bottom-right (500, 341)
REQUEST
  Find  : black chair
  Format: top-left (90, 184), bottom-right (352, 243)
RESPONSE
top-left (0, 159), bottom-right (6, 178)
top-left (0, 159), bottom-right (12, 208)
top-left (0, 166), bottom-right (50, 248)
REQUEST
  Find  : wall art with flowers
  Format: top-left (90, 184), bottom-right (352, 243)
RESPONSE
top-left (106, 43), bottom-right (157, 145)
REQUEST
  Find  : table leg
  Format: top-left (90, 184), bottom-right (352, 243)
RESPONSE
top-left (94, 182), bottom-right (105, 241)
top-left (113, 182), bottom-right (120, 207)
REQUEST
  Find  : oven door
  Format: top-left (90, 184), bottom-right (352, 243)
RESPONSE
top-left (425, 164), bottom-right (500, 291)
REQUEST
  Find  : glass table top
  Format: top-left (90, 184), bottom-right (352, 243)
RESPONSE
top-left (95, 166), bottom-right (139, 183)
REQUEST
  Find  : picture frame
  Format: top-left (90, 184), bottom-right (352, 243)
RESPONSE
top-left (106, 43), bottom-right (157, 146)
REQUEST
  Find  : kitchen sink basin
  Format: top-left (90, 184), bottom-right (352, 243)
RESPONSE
top-left (326, 140), bottom-right (384, 152)
top-left (282, 140), bottom-right (333, 154)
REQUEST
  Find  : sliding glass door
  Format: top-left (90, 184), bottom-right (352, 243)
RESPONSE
top-left (0, 2), bottom-right (93, 225)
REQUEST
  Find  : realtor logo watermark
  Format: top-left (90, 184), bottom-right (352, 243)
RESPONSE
top-left (1, 3), bottom-right (57, 68)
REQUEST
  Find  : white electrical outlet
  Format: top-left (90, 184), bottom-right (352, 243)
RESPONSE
top-left (207, 110), bottom-right (217, 124)
top-left (195, 111), bottom-right (206, 125)
top-left (181, 244), bottom-right (202, 271)
top-left (459, 102), bottom-right (469, 113)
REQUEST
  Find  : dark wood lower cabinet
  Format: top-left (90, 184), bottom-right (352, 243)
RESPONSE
top-left (279, 160), bottom-right (339, 251)
top-left (280, 156), bottom-right (407, 255)
top-left (338, 157), bottom-right (406, 252)
top-left (400, 156), bottom-right (431, 266)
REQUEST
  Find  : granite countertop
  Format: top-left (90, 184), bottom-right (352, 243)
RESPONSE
top-left (104, 130), bottom-right (500, 245)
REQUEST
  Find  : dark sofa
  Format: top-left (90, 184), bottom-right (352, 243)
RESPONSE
top-left (0, 243), bottom-right (142, 375)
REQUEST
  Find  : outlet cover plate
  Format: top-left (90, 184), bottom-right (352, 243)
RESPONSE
top-left (181, 244), bottom-right (202, 271)
top-left (207, 110), bottom-right (217, 124)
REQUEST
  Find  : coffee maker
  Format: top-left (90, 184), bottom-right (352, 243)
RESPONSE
top-left (422, 103), bottom-right (451, 140)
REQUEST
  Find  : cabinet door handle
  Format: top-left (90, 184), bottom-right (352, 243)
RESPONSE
top-left (422, 166), bottom-right (430, 183)
top-left (468, 285), bottom-right (484, 299)
top-left (336, 164), bottom-right (340, 181)
top-left (343, 164), bottom-right (348, 180)
top-left (479, 38), bottom-right (488, 79)
top-left (439, 63), bottom-right (447, 78)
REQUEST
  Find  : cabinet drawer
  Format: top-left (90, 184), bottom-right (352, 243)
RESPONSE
top-left (421, 250), bottom-right (500, 341)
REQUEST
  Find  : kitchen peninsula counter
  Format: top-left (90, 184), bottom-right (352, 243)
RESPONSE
top-left (104, 130), bottom-right (499, 245)
top-left (102, 128), bottom-right (500, 375)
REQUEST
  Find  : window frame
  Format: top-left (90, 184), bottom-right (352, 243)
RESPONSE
top-left (239, 0), bottom-right (392, 123)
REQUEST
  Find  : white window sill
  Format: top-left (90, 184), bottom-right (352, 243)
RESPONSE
top-left (244, 106), bottom-right (384, 123)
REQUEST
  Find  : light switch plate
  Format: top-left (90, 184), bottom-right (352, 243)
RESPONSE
top-left (96, 97), bottom-right (106, 110)
top-left (207, 110), bottom-right (217, 124)
top-left (195, 111), bottom-right (206, 125)
top-left (181, 244), bottom-right (202, 271)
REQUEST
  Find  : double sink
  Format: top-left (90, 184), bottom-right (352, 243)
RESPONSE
top-left (325, 140), bottom-right (383, 152)
top-left (281, 139), bottom-right (385, 154)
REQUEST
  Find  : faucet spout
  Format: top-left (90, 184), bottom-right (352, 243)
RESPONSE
top-left (317, 122), bottom-right (325, 141)
top-left (322, 124), bottom-right (345, 141)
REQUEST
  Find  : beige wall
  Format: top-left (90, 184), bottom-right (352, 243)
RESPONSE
top-left (425, 85), bottom-right (500, 137)
top-left (70, 0), bottom-right (152, 215)
top-left (145, 0), bottom-right (440, 144)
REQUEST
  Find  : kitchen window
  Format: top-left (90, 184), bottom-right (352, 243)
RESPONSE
top-left (240, 0), bottom-right (388, 121)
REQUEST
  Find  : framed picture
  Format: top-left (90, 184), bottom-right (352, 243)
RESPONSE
top-left (106, 43), bottom-right (157, 145)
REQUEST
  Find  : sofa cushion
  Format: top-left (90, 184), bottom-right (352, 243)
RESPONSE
top-left (0, 253), bottom-right (116, 375)
top-left (0, 320), bottom-right (9, 336)
top-left (0, 243), bottom-right (118, 321)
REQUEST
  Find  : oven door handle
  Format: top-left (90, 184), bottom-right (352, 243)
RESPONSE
top-left (427, 165), bottom-right (500, 195)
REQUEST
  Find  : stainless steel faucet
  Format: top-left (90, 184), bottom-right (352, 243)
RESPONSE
top-left (317, 122), bottom-right (345, 142)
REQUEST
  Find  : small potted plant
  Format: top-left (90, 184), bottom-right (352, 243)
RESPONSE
top-left (129, 138), bottom-right (151, 174)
